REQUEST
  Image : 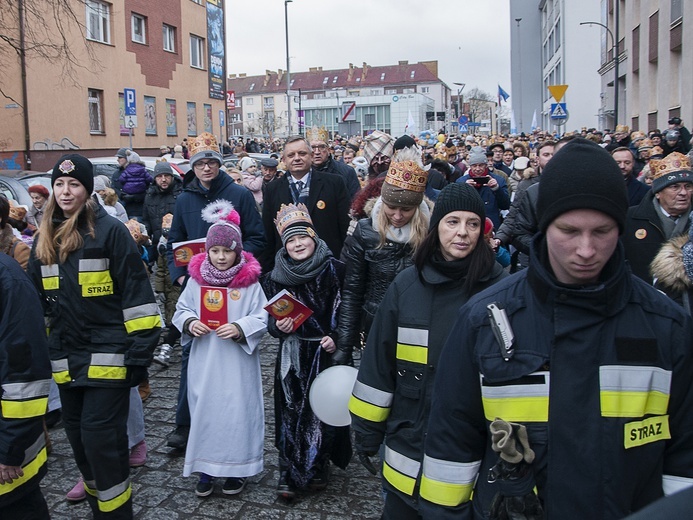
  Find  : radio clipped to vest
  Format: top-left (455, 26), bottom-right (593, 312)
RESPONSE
top-left (487, 302), bottom-right (515, 361)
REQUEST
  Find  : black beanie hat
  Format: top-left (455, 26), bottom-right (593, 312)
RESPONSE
top-left (393, 135), bottom-right (416, 151)
top-left (51, 154), bottom-right (94, 195)
top-left (537, 137), bottom-right (627, 232)
top-left (429, 183), bottom-right (486, 231)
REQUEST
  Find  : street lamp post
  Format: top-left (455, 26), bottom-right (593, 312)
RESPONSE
top-left (284, 0), bottom-right (292, 137)
top-left (580, 21), bottom-right (618, 128)
top-left (515, 18), bottom-right (523, 133)
top-left (453, 82), bottom-right (466, 119)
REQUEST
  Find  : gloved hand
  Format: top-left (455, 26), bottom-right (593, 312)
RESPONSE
top-left (158, 242), bottom-right (167, 256)
top-left (354, 432), bottom-right (378, 475)
top-left (128, 366), bottom-right (148, 387)
top-left (490, 419), bottom-right (535, 464)
top-left (331, 346), bottom-right (353, 366)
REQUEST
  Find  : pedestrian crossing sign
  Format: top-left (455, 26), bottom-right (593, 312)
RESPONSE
top-left (550, 103), bottom-right (568, 120)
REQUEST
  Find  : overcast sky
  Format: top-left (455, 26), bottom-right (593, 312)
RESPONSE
top-left (225, 0), bottom-right (511, 99)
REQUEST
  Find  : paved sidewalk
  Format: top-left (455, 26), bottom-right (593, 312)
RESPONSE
top-left (42, 336), bottom-right (383, 519)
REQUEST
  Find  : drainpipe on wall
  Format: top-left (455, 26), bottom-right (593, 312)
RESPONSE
top-left (19, 0), bottom-right (32, 168)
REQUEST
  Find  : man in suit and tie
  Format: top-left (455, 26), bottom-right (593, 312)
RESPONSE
top-left (261, 135), bottom-right (351, 272)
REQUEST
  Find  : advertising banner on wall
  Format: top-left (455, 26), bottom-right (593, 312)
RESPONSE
top-left (207, 0), bottom-right (225, 100)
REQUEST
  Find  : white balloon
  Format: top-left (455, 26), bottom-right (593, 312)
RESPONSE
top-left (309, 365), bottom-right (358, 427)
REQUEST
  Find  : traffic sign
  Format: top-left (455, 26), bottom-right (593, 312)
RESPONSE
top-left (469, 122), bottom-right (481, 127)
top-left (548, 85), bottom-right (568, 102)
top-left (342, 102), bottom-right (356, 122)
top-left (124, 88), bottom-right (136, 116)
top-left (219, 110), bottom-right (225, 127)
top-left (458, 115), bottom-right (469, 126)
top-left (550, 103), bottom-right (568, 120)
top-left (459, 124), bottom-right (469, 133)
top-left (226, 90), bottom-right (235, 110)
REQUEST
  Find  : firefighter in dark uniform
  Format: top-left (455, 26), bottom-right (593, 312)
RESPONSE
top-left (420, 139), bottom-right (693, 519)
top-left (0, 252), bottom-right (52, 518)
top-left (28, 154), bottom-right (161, 519)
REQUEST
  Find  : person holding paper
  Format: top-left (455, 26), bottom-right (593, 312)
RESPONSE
top-left (261, 203), bottom-right (352, 499)
top-left (172, 201), bottom-right (268, 498)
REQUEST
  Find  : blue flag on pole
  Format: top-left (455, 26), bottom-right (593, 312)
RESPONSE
top-left (498, 85), bottom-right (510, 103)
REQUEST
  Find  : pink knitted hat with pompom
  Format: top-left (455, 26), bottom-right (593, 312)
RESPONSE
top-left (202, 200), bottom-right (243, 255)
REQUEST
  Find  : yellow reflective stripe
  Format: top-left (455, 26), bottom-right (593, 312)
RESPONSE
top-left (420, 475), bottom-right (474, 506)
top-left (383, 461), bottom-right (417, 496)
top-left (51, 359), bottom-right (70, 384)
top-left (42, 277), bottom-right (59, 290)
top-left (84, 480), bottom-right (97, 497)
top-left (97, 482), bottom-right (132, 513)
top-left (0, 438), bottom-right (47, 497)
top-left (88, 366), bottom-right (127, 380)
top-left (482, 396), bottom-right (549, 422)
top-left (78, 270), bottom-right (113, 285)
top-left (396, 344), bottom-right (428, 364)
top-left (349, 395), bottom-right (390, 422)
top-left (124, 314), bottom-right (161, 334)
top-left (1, 397), bottom-right (48, 419)
top-left (600, 390), bottom-right (669, 418)
top-left (624, 415), bottom-right (671, 449)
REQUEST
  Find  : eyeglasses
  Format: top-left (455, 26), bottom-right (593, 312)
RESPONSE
top-left (665, 183), bottom-right (693, 193)
top-left (311, 144), bottom-right (328, 151)
top-left (193, 160), bottom-right (219, 170)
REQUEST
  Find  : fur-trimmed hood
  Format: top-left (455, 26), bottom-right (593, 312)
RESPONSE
top-left (650, 234), bottom-right (692, 294)
top-left (187, 250), bottom-right (262, 288)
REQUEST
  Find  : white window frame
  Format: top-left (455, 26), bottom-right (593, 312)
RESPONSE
top-left (190, 35), bottom-right (204, 69)
top-left (421, 86), bottom-right (430, 94)
top-left (86, 0), bottom-right (110, 44)
top-left (163, 24), bottom-right (176, 52)
top-left (131, 13), bottom-right (146, 44)
top-left (88, 88), bottom-right (104, 134)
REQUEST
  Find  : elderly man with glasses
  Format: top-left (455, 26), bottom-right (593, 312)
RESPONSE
top-left (624, 152), bottom-right (693, 282)
top-left (308, 126), bottom-right (361, 200)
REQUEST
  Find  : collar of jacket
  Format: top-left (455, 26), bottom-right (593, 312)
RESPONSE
top-left (527, 233), bottom-right (631, 316)
top-left (182, 169), bottom-right (232, 194)
top-left (314, 156), bottom-right (333, 172)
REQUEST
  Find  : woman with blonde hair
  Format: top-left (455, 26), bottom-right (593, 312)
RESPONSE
top-left (334, 142), bottom-right (430, 364)
top-left (27, 154), bottom-right (161, 518)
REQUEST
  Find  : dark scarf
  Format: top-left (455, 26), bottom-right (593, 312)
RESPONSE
top-left (428, 250), bottom-right (472, 283)
top-left (270, 238), bottom-right (332, 286)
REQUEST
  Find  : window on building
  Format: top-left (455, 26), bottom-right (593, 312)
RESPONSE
top-left (163, 24), bottom-right (176, 52)
top-left (632, 25), bottom-right (640, 72)
top-left (323, 77), bottom-right (329, 84)
top-left (333, 76), bottom-right (338, 83)
top-left (671, 0), bottom-right (682, 22)
top-left (246, 98), bottom-right (253, 105)
top-left (131, 13), bottom-right (146, 44)
top-left (86, 0), bottom-right (110, 44)
top-left (264, 97), bottom-right (274, 109)
top-left (235, 98), bottom-right (241, 107)
top-left (88, 88), bottom-right (104, 134)
top-left (190, 35), bottom-right (204, 69)
top-left (385, 89), bottom-right (397, 95)
top-left (403, 88), bottom-right (415, 94)
top-left (249, 83), bottom-right (255, 91)
top-left (370, 89), bottom-right (381, 96)
top-left (380, 73), bottom-right (386, 81)
top-left (410, 71), bottom-right (415, 79)
top-left (555, 19), bottom-right (561, 51)
top-left (247, 113), bottom-right (254, 119)
top-left (420, 86), bottom-right (430, 93)
top-left (649, 11), bottom-right (659, 62)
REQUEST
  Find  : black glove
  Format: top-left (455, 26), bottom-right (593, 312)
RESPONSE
top-left (128, 366), bottom-right (148, 387)
top-left (157, 242), bottom-right (167, 256)
top-left (354, 432), bottom-right (379, 475)
top-left (331, 346), bottom-right (353, 366)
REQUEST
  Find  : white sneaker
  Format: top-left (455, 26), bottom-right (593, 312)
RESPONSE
top-left (153, 344), bottom-right (172, 366)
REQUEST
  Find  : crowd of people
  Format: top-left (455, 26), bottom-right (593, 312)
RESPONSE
top-left (2, 118), bottom-right (693, 519)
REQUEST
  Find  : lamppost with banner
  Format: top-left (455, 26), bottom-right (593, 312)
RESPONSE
top-left (284, 0), bottom-right (293, 136)
top-left (580, 20), bottom-right (618, 127)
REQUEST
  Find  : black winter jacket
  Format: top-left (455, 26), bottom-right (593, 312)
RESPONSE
top-left (337, 216), bottom-right (414, 351)
top-left (315, 156), bottom-right (361, 200)
top-left (141, 176), bottom-right (183, 248)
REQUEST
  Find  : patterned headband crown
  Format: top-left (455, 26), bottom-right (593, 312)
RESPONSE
top-left (274, 203), bottom-right (313, 236)
top-left (306, 126), bottom-right (329, 143)
top-left (651, 152), bottom-right (692, 181)
top-left (188, 132), bottom-right (219, 158)
top-left (385, 160), bottom-right (428, 193)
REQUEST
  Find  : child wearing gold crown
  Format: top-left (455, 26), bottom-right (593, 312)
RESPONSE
top-left (173, 200), bottom-right (268, 498)
top-left (261, 203), bottom-right (352, 499)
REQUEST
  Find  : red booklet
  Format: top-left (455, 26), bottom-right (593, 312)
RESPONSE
top-left (172, 238), bottom-right (206, 267)
top-left (264, 289), bottom-right (313, 331)
top-left (199, 286), bottom-right (228, 329)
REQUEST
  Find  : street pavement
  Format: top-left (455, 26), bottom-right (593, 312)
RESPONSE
top-left (42, 335), bottom-right (384, 519)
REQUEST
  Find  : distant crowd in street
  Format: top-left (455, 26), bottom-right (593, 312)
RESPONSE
top-left (2, 116), bottom-right (693, 519)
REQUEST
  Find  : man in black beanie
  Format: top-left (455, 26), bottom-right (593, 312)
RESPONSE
top-left (421, 137), bottom-right (693, 520)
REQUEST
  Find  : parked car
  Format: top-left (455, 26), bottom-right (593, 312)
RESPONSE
top-left (222, 153), bottom-right (271, 169)
top-left (47, 156), bottom-right (190, 179)
top-left (0, 170), bottom-right (53, 207)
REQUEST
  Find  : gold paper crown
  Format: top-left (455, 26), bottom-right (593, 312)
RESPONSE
top-left (385, 160), bottom-right (428, 193)
top-left (274, 203), bottom-right (314, 236)
top-left (651, 146), bottom-right (665, 156)
top-left (615, 124), bottom-right (630, 134)
top-left (8, 199), bottom-right (27, 221)
top-left (188, 132), bottom-right (219, 158)
top-left (631, 130), bottom-right (646, 141)
top-left (638, 138), bottom-right (653, 150)
top-left (306, 126), bottom-right (329, 143)
top-left (651, 152), bottom-right (692, 181)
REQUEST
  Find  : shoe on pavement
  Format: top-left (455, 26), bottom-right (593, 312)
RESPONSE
top-left (45, 409), bottom-right (62, 429)
top-left (129, 440), bottom-right (147, 467)
top-left (195, 473), bottom-right (214, 497)
top-left (66, 478), bottom-right (86, 502)
top-left (167, 425), bottom-right (190, 450)
top-left (222, 477), bottom-right (246, 495)
top-left (308, 462), bottom-right (330, 491)
top-left (153, 344), bottom-right (172, 367)
top-left (276, 472), bottom-right (295, 499)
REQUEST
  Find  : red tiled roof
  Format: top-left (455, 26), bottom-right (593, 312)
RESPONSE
top-left (227, 61), bottom-right (441, 95)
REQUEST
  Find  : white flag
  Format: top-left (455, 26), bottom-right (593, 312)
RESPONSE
top-left (510, 110), bottom-right (517, 134)
top-left (405, 110), bottom-right (417, 135)
top-left (531, 110), bottom-right (538, 132)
